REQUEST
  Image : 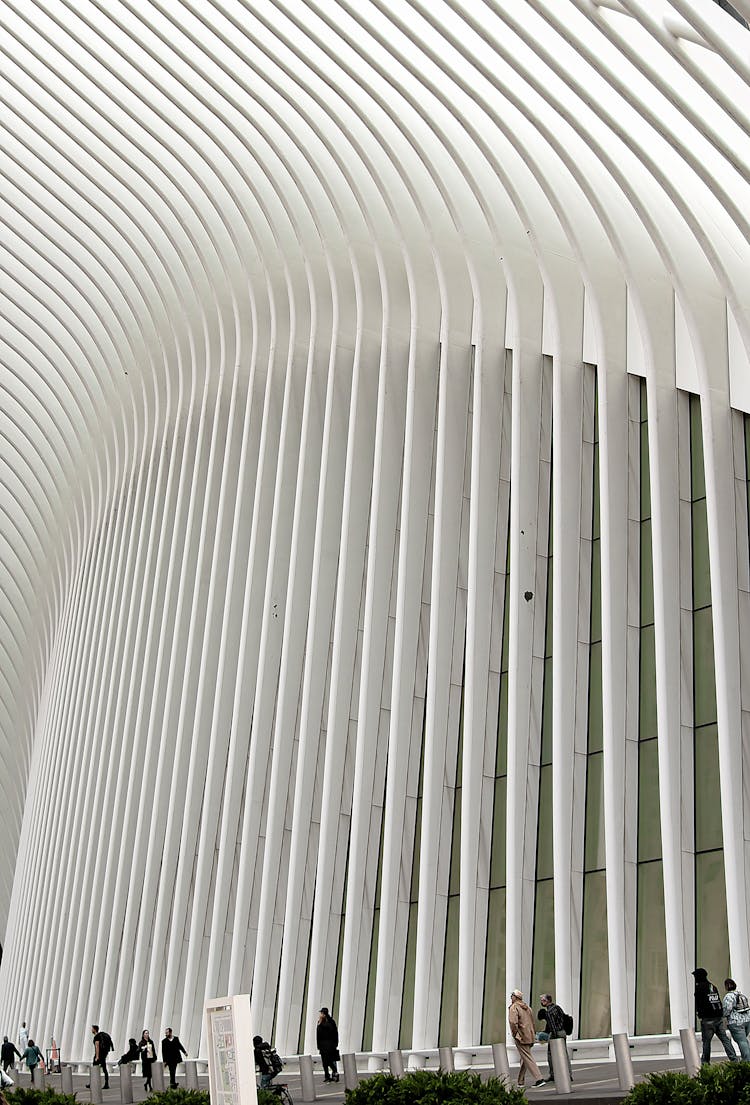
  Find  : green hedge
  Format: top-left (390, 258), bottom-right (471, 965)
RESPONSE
top-left (624, 1062), bottom-right (750, 1104)
top-left (6, 1091), bottom-right (79, 1105)
top-left (343, 1070), bottom-right (526, 1104)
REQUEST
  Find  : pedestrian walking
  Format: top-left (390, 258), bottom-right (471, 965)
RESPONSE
top-left (17, 1024), bottom-right (28, 1072)
top-left (1, 1037), bottom-right (21, 1074)
top-left (21, 1040), bottom-right (43, 1085)
top-left (539, 994), bottom-right (573, 1084)
top-left (90, 1025), bottom-right (114, 1089)
top-left (723, 979), bottom-right (750, 1061)
top-left (161, 1028), bottom-right (187, 1088)
top-left (508, 990), bottom-right (546, 1088)
top-left (693, 968), bottom-right (737, 1064)
top-left (253, 1036), bottom-right (282, 1089)
top-left (316, 1008), bottom-right (339, 1083)
top-left (139, 1030), bottom-right (157, 1092)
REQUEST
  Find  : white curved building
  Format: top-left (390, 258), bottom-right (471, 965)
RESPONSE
top-left (1, 0), bottom-right (749, 1063)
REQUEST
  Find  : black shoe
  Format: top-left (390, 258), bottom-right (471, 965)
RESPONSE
top-left (323, 1076), bottom-right (330, 1082)
top-left (534, 1080), bottom-right (546, 1087)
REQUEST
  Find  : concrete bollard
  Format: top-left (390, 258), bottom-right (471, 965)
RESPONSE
top-left (613, 1033), bottom-right (635, 1091)
top-left (185, 1061), bottom-right (198, 1090)
top-left (89, 1064), bottom-right (103, 1104)
top-left (388, 1050), bottom-right (405, 1077)
top-left (438, 1046), bottom-right (454, 1072)
top-left (61, 1064), bottom-right (74, 1093)
top-left (299, 1055), bottom-right (316, 1101)
top-left (550, 1037), bottom-right (572, 1095)
top-left (342, 1053), bottom-right (359, 1091)
top-left (120, 1063), bottom-right (133, 1104)
top-left (152, 1062), bottom-right (165, 1092)
top-left (680, 1027), bottom-right (701, 1077)
top-left (491, 1043), bottom-right (510, 1082)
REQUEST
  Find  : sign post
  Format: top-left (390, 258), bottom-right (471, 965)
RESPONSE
top-left (205, 995), bottom-right (257, 1105)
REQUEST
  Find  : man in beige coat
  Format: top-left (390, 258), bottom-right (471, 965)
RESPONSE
top-left (508, 990), bottom-right (546, 1088)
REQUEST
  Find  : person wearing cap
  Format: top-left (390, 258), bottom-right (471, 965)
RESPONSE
top-left (692, 967), bottom-right (736, 1064)
top-left (539, 994), bottom-right (573, 1083)
top-left (508, 990), bottom-right (546, 1088)
top-left (316, 1007), bottom-right (339, 1083)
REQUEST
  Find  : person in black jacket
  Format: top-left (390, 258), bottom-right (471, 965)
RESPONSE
top-left (316, 1008), bottom-right (339, 1083)
top-left (253, 1036), bottom-right (277, 1089)
top-left (118, 1039), bottom-right (140, 1065)
top-left (139, 1030), bottom-right (157, 1092)
top-left (692, 967), bottom-right (737, 1064)
top-left (539, 995), bottom-right (573, 1084)
top-left (162, 1028), bottom-right (187, 1088)
top-left (1, 1037), bottom-right (21, 1074)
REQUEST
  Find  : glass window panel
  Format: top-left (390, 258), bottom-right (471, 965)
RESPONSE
top-left (502, 573), bottom-right (510, 673)
top-left (694, 607), bottom-right (717, 729)
top-left (410, 797), bottom-right (422, 901)
top-left (695, 725), bottom-right (723, 853)
top-left (542, 657), bottom-right (553, 765)
top-left (690, 396), bottom-right (705, 501)
top-left (399, 901), bottom-right (419, 1048)
top-left (530, 879), bottom-right (555, 1005)
top-left (640, 519), bottom-right (654, 628)
top-left (490, 776), bottom-right (507, 889)
top-left (638, 738), bottom-right (662, 863)
top-left (545, 570), bottom-right (554, 657)
top-left (692, 498), bottom-right (712, 611)
top-left (591, 539), bottom-right (601, 643)
top-left (593, 446), bottom-right (600, 541)
top-left (482, 888), bottom-right (506, 1043)
top-left (497, 675), bottom-right (508, 777)
top-left (635, 860), bottom-right (670, 1035)
top-left (439, 896), bottom-right (459, 1046)
top-left (362, 909), bottom-right (379, 1051)
top-left (536, 766), bottom-right (554, 881)
top-left (640, 378), bottom-right (648, 423)
top-left (588, 642), bottom-right (603, 754)
top-left (695, 850), bottom-right (731, 1002)
top-left (579, 871), bottom-right (611, 1039)
top-left (449, 789), bottom-right (461, 896)
top-left (639, 624), bottom-right (658, 741)
top-left (584, 752), bottom-right (606, 872)
top-left (640, 420), bottom-right (651, 521)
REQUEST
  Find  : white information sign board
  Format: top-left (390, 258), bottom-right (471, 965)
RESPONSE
top-left (205, 994), bottom-right (257, 1105)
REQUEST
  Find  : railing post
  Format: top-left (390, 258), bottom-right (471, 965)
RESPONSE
top-left (120, 1063), bottom-right (133, 1104)
top-left (185, 1061), bottom-right (198, 1089)
top-left (550, 1037), bottom-right (572, 1094)
top-left (89, 1064), bottom-right (102, 1104)
top-left (152, 1062), bottom-right (165, 1092)
top-left (342, 1053), bottom-right (359, 1091)
top-left (613, 1032), bottom-right (635, 1091)
top-left (299, 1055), bottom-right (316, 1101)
top-left (680, 1027), bottom-right (701, 1077)
top-left (491, 1042), bottom-right (510, 1081)
top-left (438, 1046), bottom-right (454, 1072)
top-left (388, 1050), bottom-right (405, 1077)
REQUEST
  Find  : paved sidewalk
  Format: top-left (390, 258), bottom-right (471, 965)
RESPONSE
top-left (7, 1054), bottom-right (698, 1102)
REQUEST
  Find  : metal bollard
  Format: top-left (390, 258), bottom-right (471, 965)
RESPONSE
top-left (37, 1065), bottom-right (46, 1090)
top-left (299, 1055), bottom-right (316, 1101)
top-left (613, 1033), bottom-right (635, 1091)
top-left (342, 1053), bottom-right (359, 1091)
top-left (90, 1064), bottom-right (103, 1104)
top-left (491, 1042), bottom-right (510, 1082)
top-left (185, 1061), bottom-right (198, 1090)
top-left (550, 1037), bottom-right (572, 1094)
top-left (120, 1063), bottom-right (133, 1104)
top-left (438, 1046), bottom-right (454, 1072)
top-left (61, 1064), bottom-right (74, 1094)
top-left (388, 1050), bottom-right (405, 1077)
top-left (680, 1027), bottom-right (701, 1077)
top-left (152, 1062), bottom-right (165, 1092)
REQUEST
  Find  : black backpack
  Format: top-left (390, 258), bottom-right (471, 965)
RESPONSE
top-left (269, 1048), bottom-right (283, 1075)
top-left (563, 1012), bottom-right (574, 1035)
top-left (707, 984), bottom-right (724, 1017)
top-left (100, 1033), bottom-right (114, 1057)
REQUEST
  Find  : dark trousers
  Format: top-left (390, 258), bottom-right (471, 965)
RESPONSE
top-left (321, 1055), bottom-right (338, 1080)
top-left (700, 1017), bottom-right (737, 1063)
top-left (167, 1062), bottom-right (179, 1087)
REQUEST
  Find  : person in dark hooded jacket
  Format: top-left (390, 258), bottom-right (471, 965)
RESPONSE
top-left (316, 1008), bottom-right (339, 1083)
top-left (693, 967), bottom-right (737, 1064)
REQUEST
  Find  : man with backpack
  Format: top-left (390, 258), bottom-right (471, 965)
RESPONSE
top-left (91, 1025), bottom-right (114, 1089)
top-left (693, 967), bottom-right (736, 1064)
top-left (539, 994), bottom-right (573, 1084)
top-left (723, 978), bottom-right (750, 1060)
top-left (253, 1035), bottom-right (283, 1088)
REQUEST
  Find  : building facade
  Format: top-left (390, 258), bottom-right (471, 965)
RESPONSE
top-left (0, 0), bottom-right (749, 1063)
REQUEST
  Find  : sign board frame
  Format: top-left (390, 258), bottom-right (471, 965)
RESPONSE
top-left (204, 994), bottom-right (257, 1105)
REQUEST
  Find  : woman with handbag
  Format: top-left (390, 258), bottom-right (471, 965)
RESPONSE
top-left (139, 1030), bottom-right (157, 1092)
top-left (316, 1008), bottom-right (339, 1083)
